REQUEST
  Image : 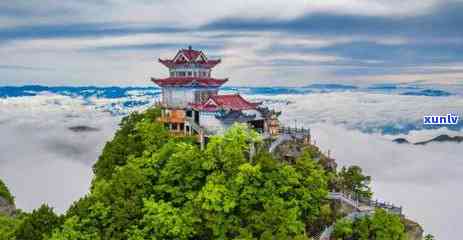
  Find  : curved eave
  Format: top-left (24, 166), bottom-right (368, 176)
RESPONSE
top-left (158, 58), bottom-right (221, 69)
top-left (158, 59), bottom-right (175, 68)
top-left (151, 77), bottom-right (228, 88)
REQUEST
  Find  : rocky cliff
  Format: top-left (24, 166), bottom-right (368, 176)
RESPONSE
top-left (404, 218), bottom-right (424, 240)
top-left (0, 179), bottom-right (15, 216)
top-left (269, 135), bottom-right (424, 239)
top-left (0, 196), bottom-right (15, 216)
top-left (269, 134), bottom-right (337, 171)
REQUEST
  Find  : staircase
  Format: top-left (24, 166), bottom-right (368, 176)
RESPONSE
top-left (312, 192), bottom-right (403, 239)
top-left (268, 134), bottom-right (292, 153)
top-left (268, 126), bottom-right (311, 153)
top-left (327, 192), bottom-right (362, 210)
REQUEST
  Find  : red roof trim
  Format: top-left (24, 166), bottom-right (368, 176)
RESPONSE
top-left (158, 47), bottom-right (220, 68)
top-left (189, 94), bottom-right (261, 111)
top-left (158, 59), bottom-right (221, 69)
top-left (181, 49), bottom-right (202, 61)
top-left (151, 77), bottom-right (228, 87)
top-left (189, 103), bottom-right (218, 112)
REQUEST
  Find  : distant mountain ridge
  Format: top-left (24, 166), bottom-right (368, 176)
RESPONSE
top-left (401, 89), bottom-right (452, 97)
top-left (68, 125), bottom-right (100, 132)
top-left (1, 85), bottom-right (461, 134)
top-left (393, 134), bottom-right (463, 145)
top-left (414, 135), bottom-right (463, 145)
top-left (0, 85), bottom-right (160, 98)
top-left (0, 84), bottom-right (455, 99)
top-left (304, 83), bottom-right (358, 90)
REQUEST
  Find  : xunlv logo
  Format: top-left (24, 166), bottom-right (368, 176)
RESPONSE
top-left (423, 114), bottom-right (459, 125)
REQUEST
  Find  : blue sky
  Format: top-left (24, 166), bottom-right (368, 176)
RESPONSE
top-left (1, 0), bottom-right (462, 86)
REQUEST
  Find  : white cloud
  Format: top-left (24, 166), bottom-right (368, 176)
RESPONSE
top-left (0, 94), bottom-right (120, 212)
top-left (1, 0), bottom-right (443, 27)
top-left (347, 71), bottom-right (463, 85)
top-left (308, 123), bottom-right (462, 240)
top-left (248, 92), bottom-right (463, 133)
top-left (252, 92), bottom-right (463, 239)
top-left (0, 90), bottom-right (462, 239)
top-left (2, 1), bottom-right (463, 86)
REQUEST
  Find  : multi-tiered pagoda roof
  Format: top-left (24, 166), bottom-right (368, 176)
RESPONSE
top-left (151, 46), bottom-right (281, 143)
top-left (152, 46), bottom-right (227, 88)
top-left (158, 47), bottom-right (221, 69)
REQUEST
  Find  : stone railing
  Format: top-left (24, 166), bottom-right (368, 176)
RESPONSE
top-left (278, 126), bottom-right (310, 136)
top-left (327, 191), bottom-right (402, 215)
top-left (362, 198), bottom-right (403, 215)
top-left (328, 192), bottom-right (360, 209)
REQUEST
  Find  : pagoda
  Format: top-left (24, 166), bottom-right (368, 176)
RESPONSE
top-left (152, 46), bottom-right (280, 148)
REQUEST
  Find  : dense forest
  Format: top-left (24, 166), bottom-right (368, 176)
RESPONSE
top-left (0, 107), bottom-right (413, 239)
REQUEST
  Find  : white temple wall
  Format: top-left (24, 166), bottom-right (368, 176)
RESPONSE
top-left (162, 87), bottom-right (219, 108)
top-left (163, 88), bottom-right (195, 108)
top-left (169, 68), bottom-right (211, 77)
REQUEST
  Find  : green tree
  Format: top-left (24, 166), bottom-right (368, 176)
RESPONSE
top-left (49, 216), bottom-right (100, 240)
top-left (338, 166), bottom-right (372, 200)
top-left (352, 216), bottom-right (371, 240)
top-left (93, 108), bottom-right (163, 181)
top-left (191, 130), bottom-right (327, 239)
top-left (128, 200), bottom-right (197, 240)
top-left (333, 218), bottom-right (353, 239)
top-left (2, 107), bottom-right (420, 240)
top-left (0, 213), bottom-right (22, 240)
top-left (203, 123), bottom-right (261, 174)
top-left (52, 110), bottom-right (332, 239)
top-left (14, 204), bottom-right (62, 240)
top-left (424, 234), bottom-right (435, 240)
top-left (333, 209), bottom-right (407, 240)
top-left (369, 209), bottom-right (406, 240)
top-left (333, 208), bottom-right (406, 240)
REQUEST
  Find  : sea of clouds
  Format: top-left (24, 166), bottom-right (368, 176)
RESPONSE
top-left (0, 94), bottom-right (119, 211)
top-left (257, 92), bottom-right (462, 240)
top-left (0, 85), bottom-right (462, 239)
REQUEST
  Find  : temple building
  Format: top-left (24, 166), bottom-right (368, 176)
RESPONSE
top-left (151, 46), bottom-right (280, 147)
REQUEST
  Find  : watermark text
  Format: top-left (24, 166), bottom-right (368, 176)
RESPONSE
top-left (423, 113), bottom-right (459, 125)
